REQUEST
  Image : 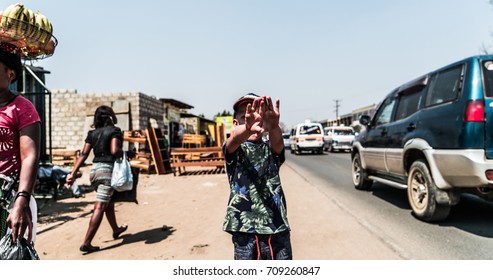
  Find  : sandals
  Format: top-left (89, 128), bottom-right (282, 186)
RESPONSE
top-left (79, 225), bottom-right (128, 253)
top-left (80, 244), bottom-right (100, 253)
top-left (113, 224), bottom-right (128, 239)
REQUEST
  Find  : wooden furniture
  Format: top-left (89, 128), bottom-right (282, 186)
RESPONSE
top-left (146, 127), bottom-right (171, 174)
top-left (50, 149), bottom-right (80, 166)
top-left (181, 133), bottom-right (206, 148)
top-left (123, 128), bottom-right (171, 174)
top-left (123, 130), bottom-right (152, 172)
top-left (170, 146), bottom-right (225, 175)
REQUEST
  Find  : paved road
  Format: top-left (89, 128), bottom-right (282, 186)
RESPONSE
top-left (286, 150), bottom-right (493, 259)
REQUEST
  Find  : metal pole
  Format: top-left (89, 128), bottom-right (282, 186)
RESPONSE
top-left (24, 65), bottom-right (53, 163)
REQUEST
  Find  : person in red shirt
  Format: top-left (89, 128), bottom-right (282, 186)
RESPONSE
top-left (0, 45), bottom-right (41, 245)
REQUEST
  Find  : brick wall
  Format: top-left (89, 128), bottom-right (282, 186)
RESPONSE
top-left (46, 90), bottom-right (165, 150)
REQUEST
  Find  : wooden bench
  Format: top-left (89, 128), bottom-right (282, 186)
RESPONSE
top-left (182, 134), bottom-right (206, 148)
top-left (49, 149), bottom-right (80, 166)
top-left (170, 146), bottom-right (225, 175)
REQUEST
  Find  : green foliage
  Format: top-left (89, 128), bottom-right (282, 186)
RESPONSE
top-left (213, 110), bottom-right (233, 118)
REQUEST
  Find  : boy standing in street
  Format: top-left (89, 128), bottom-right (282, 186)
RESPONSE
top-left (223, 93), bottom-right (292, 260)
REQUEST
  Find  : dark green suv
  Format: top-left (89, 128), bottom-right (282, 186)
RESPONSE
top-left (351, 55), bottom-right (493, 222)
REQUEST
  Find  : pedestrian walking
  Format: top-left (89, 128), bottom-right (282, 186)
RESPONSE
top-left (66, 105), bottom-right (128, 253)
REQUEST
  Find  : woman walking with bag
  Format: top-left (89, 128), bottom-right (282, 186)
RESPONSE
top-left (66, 105), bottom-right (128, 253)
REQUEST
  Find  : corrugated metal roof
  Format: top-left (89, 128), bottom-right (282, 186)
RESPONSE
top-left (160, 98), bottom-right (194, 109)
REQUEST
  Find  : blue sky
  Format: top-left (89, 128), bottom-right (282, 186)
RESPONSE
top-left (15, 0), bottom-right (493, 128)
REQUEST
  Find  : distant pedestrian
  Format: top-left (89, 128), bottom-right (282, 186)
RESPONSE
top-left (222, 93), bottom-right (292, 260)
top-left (66, 105), bottom-right (128, 253)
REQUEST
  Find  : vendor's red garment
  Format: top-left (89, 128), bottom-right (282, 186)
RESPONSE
top-left (0, 94), bottom-right (40, 175)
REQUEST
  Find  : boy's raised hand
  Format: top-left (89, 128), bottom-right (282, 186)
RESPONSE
top-left (261, 96), bottom-right (280, 132)
top-left (245, 97), bottom-right (264, 134)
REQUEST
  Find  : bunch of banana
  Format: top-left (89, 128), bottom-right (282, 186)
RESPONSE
top-left (0, 3), bottom-right (56, 58)
top-left (1, 3), bottom-right (26, 31)
top-left (1, 3), bottom-right (53, 43)
top-left (34, 10), bottom-right (53, 44)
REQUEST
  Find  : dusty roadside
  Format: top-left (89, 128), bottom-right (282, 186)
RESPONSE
top-left (34, 162), bottom-right (403, 260)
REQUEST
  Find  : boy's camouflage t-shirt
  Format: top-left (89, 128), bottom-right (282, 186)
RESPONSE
top-left (223, 141), bottom-right (290, 234)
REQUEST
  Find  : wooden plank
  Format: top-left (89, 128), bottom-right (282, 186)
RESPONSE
top-left (130, 162), bottom-right (153, 170)
top-left (171, 147), bottom-right (222, 154)
top-left (154, 128), bottom-right (172, 172)
top-left (50, 149), bottom-right (80, 156)
top-left (123, 136), bottom-right (147, 144)
top-left (172, 161), bottom-right (225, 167)
top-left (182, 134), bottom-right (206, 148)
top-left (170, 146), bottom-right (225, 175)
top-left (146, 128), bottom-right (166, 175)
top-left (50, 149), bottom-right (80, 165)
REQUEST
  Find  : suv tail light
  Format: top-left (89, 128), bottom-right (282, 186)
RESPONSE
top-left (464, 100), bottom-right (485, 122)
top-left (486, 170), bottom-right (493, 181)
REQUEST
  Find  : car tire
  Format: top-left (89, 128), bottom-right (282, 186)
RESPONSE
top-left (351, 153), bottom-right (372, 190)
top-left (407, 160), bottom-right (451, 222)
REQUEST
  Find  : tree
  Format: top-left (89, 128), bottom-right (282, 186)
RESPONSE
top-left (213, 110), bottom-right (232, 119)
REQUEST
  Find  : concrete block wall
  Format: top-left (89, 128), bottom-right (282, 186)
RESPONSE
top-left (47, 90), bottom-right (165, 151)
top-left (48, 89), bottom-right (87, 150)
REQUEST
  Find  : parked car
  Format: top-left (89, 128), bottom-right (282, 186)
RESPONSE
top-left (289, 121), bottom-right (324, 155)
top-left (323, 126), bottom-right (355, 152)
top-left (282, 132), bottom-right (290, 149)
top-left (351, 55), bottom-right (493, 222)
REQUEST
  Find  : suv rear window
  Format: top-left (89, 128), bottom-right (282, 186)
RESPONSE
top-left (425, 65), bottom-right (463, 107)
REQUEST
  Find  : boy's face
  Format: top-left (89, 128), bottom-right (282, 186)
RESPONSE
top-left (234, 102), bottom-right (262, 142)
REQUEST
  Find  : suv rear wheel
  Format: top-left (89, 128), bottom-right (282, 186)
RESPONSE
top-left (407, 160), bottom-right (451, 222)
top-left (351, 153), bottom-right (373, 190)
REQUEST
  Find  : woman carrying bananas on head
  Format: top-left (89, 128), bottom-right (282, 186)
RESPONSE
top-left (0, 43), bottom-right (40, 247)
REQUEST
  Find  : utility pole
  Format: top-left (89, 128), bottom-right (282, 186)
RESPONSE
top-left (334, 99), bottom-right (341, 126)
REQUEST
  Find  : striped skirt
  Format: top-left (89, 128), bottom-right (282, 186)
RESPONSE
top-left (89, 162), bottom-right (115, 203)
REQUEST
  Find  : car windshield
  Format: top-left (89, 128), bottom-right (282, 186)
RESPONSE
top-left (300, 125), bottom-right (321, 135)
top-left (282, 134), bottom-right (290, 139)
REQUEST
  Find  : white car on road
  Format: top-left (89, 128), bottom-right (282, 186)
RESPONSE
top-left (289, 122), bottom-right (324, 155)
top-left (324, 126), bottom-right (355, 152)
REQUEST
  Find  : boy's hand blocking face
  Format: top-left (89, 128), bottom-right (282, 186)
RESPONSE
top-left (261, 96), bottom-right (280, 133)
top-left (244, 97), bottom-right (264, 135)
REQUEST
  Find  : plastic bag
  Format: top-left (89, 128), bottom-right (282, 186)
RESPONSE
top-left (0, 232), bottom-right (39, 260)
top-left (111, 151), bottom-right (133, 192)
top-left (111, 167), bottom-right (139, 204)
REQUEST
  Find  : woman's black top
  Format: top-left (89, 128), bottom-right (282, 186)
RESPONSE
top-left (85, 125), bottom-right (123, 163)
